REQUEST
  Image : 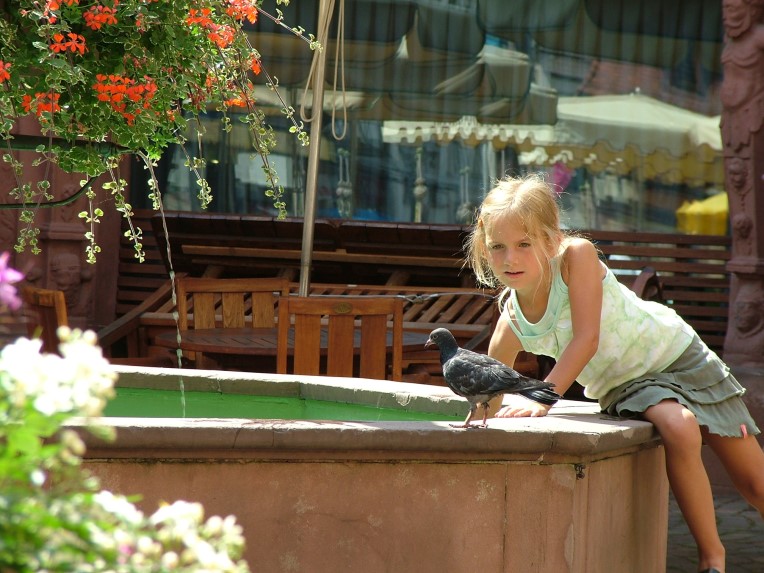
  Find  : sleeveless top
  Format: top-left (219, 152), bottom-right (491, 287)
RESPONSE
top-left (502, 257), bottom-right (695, 399)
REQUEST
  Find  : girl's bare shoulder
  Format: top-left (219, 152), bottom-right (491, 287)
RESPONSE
top-left (560, 236), bottom-right (599, 260)
top-left (560, 236), bottom-right (604, 280)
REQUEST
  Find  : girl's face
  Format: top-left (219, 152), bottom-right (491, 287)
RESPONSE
top-left (484, 213), bottom-right (548, 293)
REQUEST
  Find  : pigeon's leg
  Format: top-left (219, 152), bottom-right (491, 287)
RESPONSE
top-left (450, 405), bottom-right (477, 428)
top-left (479, 402), bottom-right (491, 427)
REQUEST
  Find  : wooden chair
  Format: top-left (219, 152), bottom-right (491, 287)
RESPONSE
top-left (176, 276), bottom-right (290, 368)
top-left (277, 295), bottom-right (404, 381)
top-left (630, 265), bottom-right (664, 303)
top-left (20, 285), bottom-right (68, 354)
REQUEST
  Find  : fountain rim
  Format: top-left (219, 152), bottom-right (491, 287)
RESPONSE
top-left (71, 365), bottom-right (659, 460)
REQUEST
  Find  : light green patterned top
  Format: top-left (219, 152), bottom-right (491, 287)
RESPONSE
top-left (503, 257), bottom-right (695, 399)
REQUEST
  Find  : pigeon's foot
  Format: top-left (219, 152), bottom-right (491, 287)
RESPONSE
top-left (452, 411), bottom-right (477, 428)
top-left (449, 422), bottom-right (486, 429)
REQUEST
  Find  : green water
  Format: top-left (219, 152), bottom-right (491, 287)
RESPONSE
top-left (104, 387), bottom-right (461, 422)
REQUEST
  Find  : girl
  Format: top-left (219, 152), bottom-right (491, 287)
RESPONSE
top-left (466, 173), bottom-right (764, 573)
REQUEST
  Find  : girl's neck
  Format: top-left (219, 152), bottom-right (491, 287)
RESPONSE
top-left (514, 270), bottom-right (552, 323)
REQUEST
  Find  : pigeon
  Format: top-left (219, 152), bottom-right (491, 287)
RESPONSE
top-left (425, 328), bottom-right (558, 428)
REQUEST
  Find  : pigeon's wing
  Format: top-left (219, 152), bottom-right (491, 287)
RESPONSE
top-left (443, 349), bottom-right (553, 398)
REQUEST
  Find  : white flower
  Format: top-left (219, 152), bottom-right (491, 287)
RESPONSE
top-left (161, 551), bottom-right (180, 569)
top-left (0, 330), bottom-right (117, 418)
top-left (0, 337), bottom-right (44, 406)
top-left (136, 534), bottom-right (158, 556)
top-left (0, 328), bottom-right (249, 572)
top-left (205, 515), bottom-right (224, 535)
top-left (94, 491), bottom-right (144, 526)
top-left (30, 469), bottom-right (45, 486)
top-left (151, 500), bottom-right (205, 530)
top-left (60, 428), bottom-right (86, 456)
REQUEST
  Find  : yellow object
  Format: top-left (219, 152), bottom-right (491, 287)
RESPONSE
top-left (677, 193), bottom-right (728, 235)
top-left (675, 200), bottom-right (691, 234)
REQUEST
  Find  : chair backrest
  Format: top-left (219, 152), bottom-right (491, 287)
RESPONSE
top-left (176, 277), bottom-right (290, 330)
top-left (630, 266), bottom-right (664, 303)
top-left (20, 285), bottom-right (68, 354)
top-left (277, 295), bottom-right (404, 380)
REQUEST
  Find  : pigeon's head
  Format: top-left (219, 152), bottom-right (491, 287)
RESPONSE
top-left (425, 328), bottom-right (457, 351)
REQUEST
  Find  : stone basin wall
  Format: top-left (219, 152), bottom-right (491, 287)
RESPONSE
top-left (74, 366), bottom-right (668, 573)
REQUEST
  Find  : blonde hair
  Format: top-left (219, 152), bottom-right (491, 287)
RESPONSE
top-left (465, 173), bottom-right (566, 289)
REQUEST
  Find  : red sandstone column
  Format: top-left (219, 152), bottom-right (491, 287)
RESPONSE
top-left (720, 0), bottom-right (764, 430)
top-left (2, 118), bottom-right (122, 330)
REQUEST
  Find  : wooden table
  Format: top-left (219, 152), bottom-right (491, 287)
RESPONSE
top-left (157, 327), bottom-right (281, 357)
top-left (155, 327), bottom-right (432, 370)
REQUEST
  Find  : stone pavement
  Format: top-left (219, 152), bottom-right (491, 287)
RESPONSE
top-left (666, 492), bottom-right (764, 572)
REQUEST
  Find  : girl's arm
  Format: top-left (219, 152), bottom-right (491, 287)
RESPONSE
top-left (489, 239), bottom-right (604, 418)
top-left (488, 305), bottom-right (551, 417)
top-left (487, 310), bottom-right (523, 367)
top-left (545, 238), bottom-right (604, 395)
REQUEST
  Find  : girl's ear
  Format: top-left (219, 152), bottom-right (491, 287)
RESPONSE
top-left (475, 219), bottom-right (487, 249)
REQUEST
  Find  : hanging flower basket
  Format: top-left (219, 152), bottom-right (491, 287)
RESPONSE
top-left (0, 0), bottom-right (315, 261)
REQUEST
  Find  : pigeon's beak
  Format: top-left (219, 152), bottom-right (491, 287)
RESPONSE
top-left (424, 338), bottom-right (435, 350)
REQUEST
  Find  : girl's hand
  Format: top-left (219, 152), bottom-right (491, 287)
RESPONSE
top-left (495, 395), bottom-right (552, 418)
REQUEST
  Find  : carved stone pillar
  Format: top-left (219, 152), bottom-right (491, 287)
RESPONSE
top-left (16, 174), bottom-right (95, 329)
top-left (2, 110), bottom-right (126, 333)
top-left (720, 0), bottom-right (764, 438)
top-left (42, 182), bottom-right (95, 329)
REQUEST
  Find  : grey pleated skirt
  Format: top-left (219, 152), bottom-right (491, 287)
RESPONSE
top-left (599, 334), bottom-right (760, 438)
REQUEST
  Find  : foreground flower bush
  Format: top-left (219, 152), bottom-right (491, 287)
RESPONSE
top-left (0, 0), bottom-right (313, 261)
top-left (0, 261), bottom-right (250, 571)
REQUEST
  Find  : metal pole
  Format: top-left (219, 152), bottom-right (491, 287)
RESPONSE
top-left (298, 0), bottom-right (331, 297)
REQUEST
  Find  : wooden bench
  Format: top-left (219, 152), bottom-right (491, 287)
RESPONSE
top-left (582, 230), bottom-right (730, 353)
top-left (102, 211), bottom-right (731, 380)
top-left (114, 211), bottom-right (168, 318)
top-left (153, 211), bottom-right (474, 287)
